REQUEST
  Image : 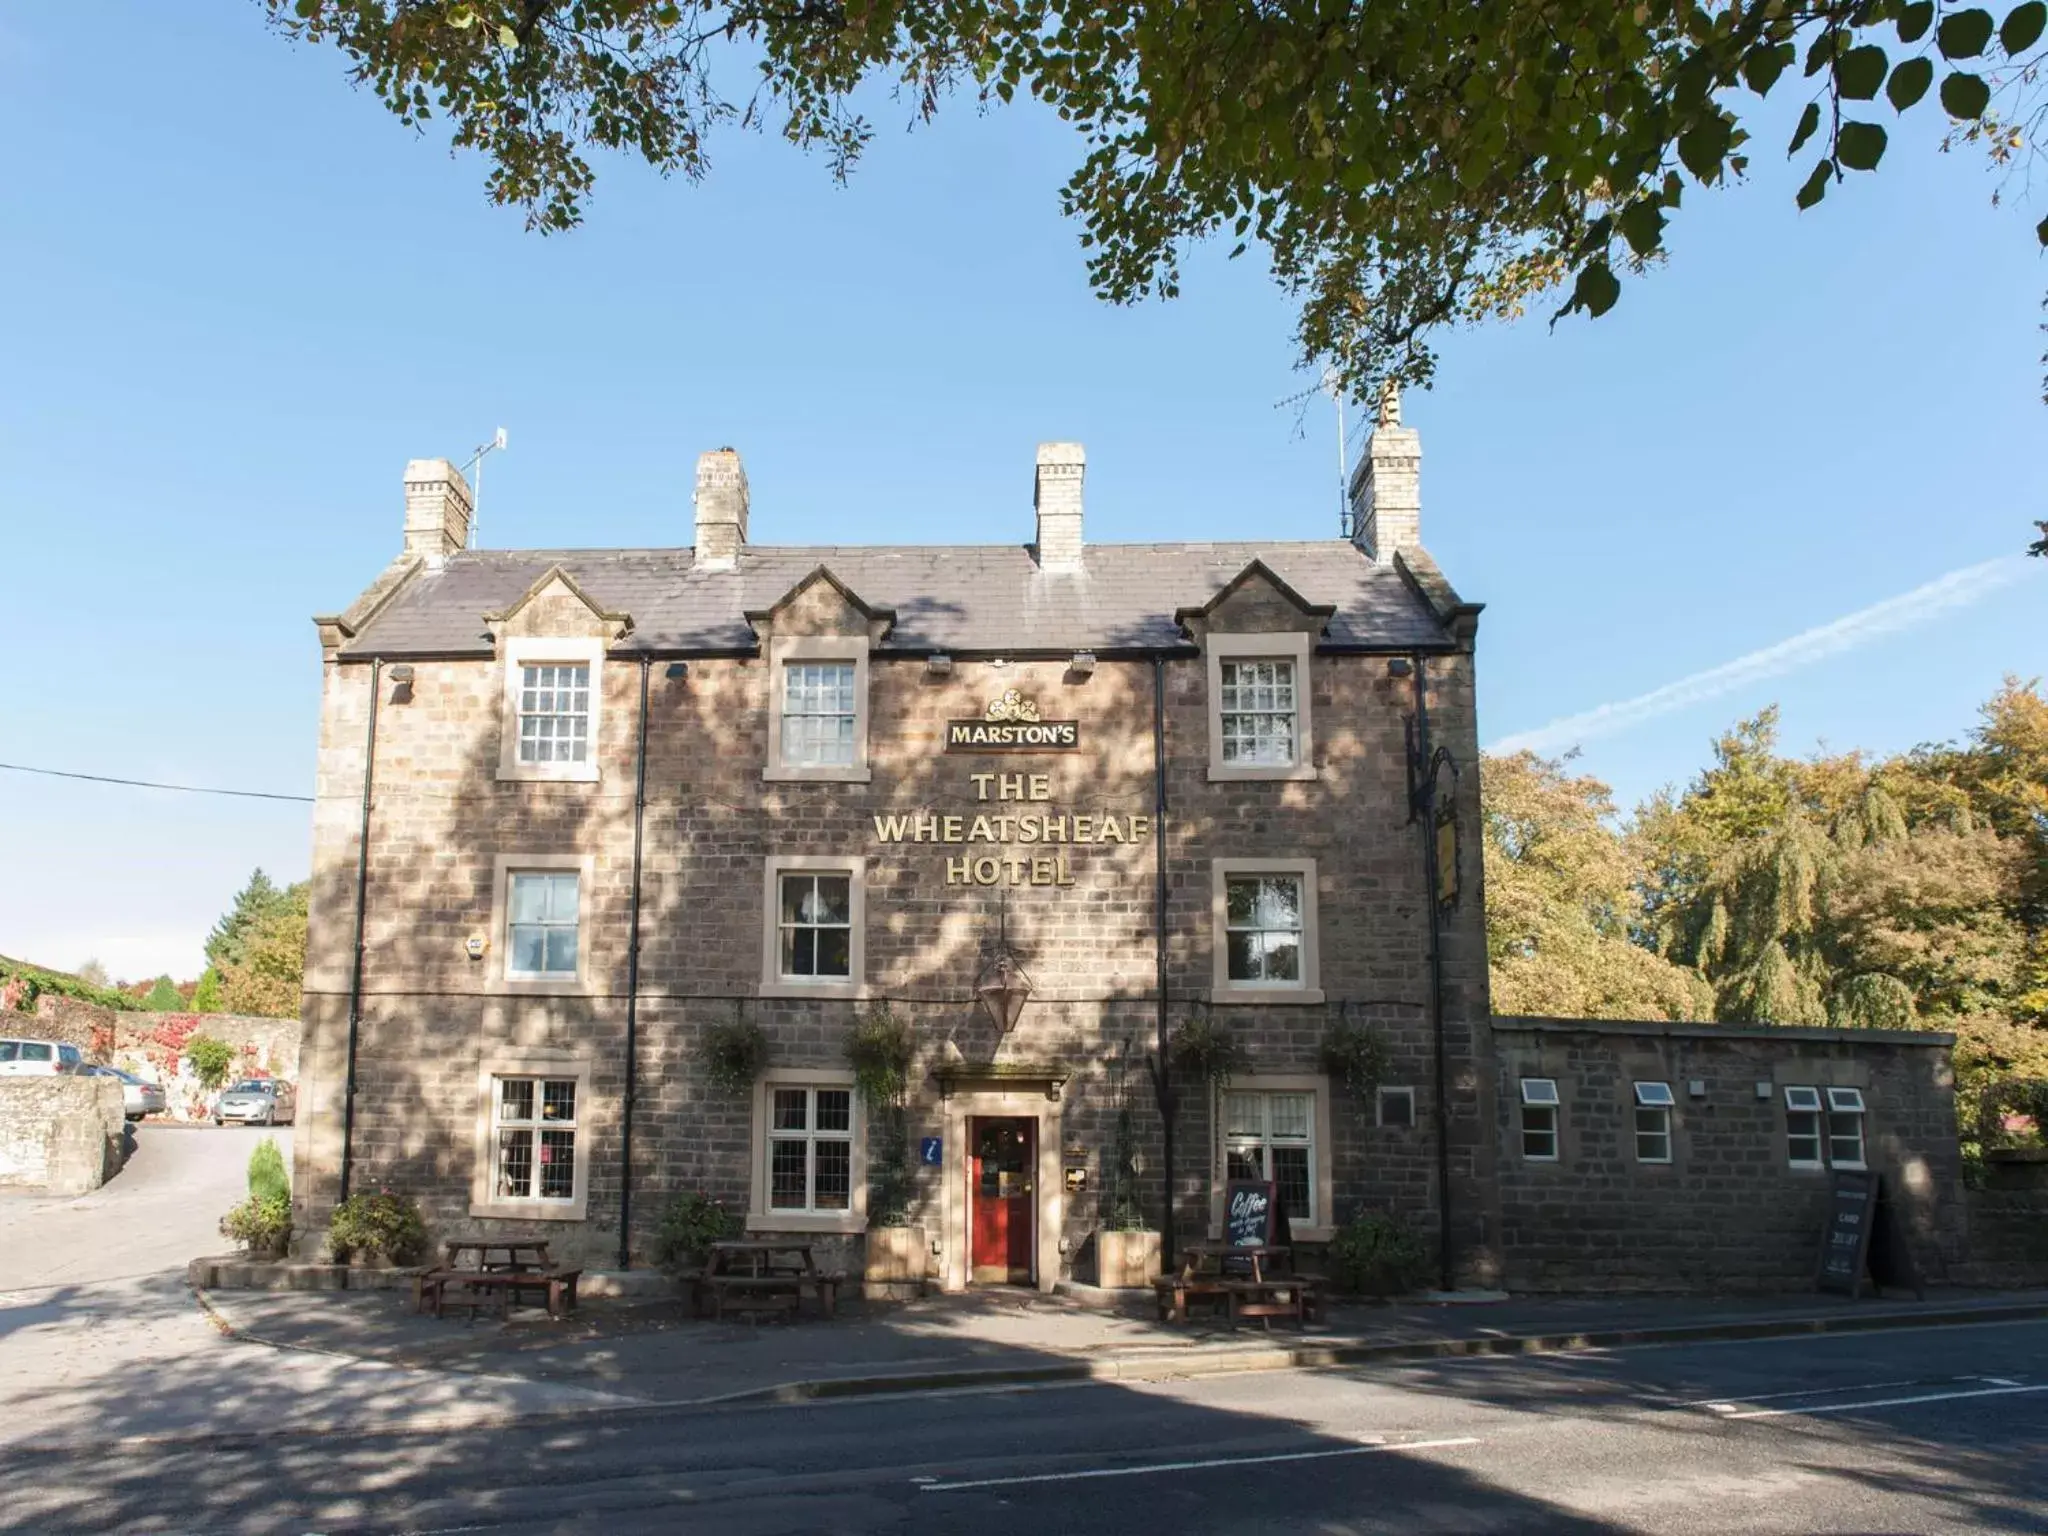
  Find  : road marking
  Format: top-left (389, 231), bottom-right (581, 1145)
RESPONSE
top-left (917, 1436), bottom-right (1481, 1492)
top-left (1723, 1382), bottom-right (2048, 1420)
top-left (1673, 1378), bottom-right (1931, 1409)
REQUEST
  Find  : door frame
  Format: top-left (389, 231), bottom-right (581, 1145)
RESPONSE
top-left (968, 1116), bottom-right (1038, 1284)
top-left (940, 1086), bottom-right (1063, 1293)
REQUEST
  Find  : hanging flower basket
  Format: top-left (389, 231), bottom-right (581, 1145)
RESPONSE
top-left (699, 1013), bottom-right (768, 1096)
top-left (1170, 1009), bottom-right (1250, 1090)
top-left (1319, 1011), bottom-right (1392, 1120)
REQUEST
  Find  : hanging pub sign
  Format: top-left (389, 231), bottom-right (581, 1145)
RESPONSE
top-left (945, 690), bottom-right (1080, 753)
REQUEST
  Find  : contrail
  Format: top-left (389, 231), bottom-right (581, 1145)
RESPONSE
top-left (1487, 554), bottom-right (2038, 756)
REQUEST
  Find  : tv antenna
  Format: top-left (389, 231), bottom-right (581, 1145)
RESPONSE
top-left (1273, 368), bottom-right (1350, 536)
top-left (460, 427), bottom-right (509, 548)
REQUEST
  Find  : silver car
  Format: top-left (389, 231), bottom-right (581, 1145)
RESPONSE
top-left (214, 1079), bottom-right (297, 1127)
top-left (86, 1064), bottom-right (167, 1121)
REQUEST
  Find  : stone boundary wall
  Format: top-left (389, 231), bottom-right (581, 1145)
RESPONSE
top-left (0, 1076), bottom-right (127, 1194)
top-left (1490, 1017), bottom-right (1965, 1294)
top-left (24, 995), bottom-right (302, 1077)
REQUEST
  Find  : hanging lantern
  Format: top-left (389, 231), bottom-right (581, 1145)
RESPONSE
top-left (975, 893), bottom-right (1035, 1032)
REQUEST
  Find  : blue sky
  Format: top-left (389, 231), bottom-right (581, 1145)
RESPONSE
top-left (1, 4), bottom-right (2042, 982)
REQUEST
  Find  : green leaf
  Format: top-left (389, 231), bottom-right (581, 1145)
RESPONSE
top-left (2037, 212), bottom-right (2048, 245)
top-left (1887, 56), bottom-right (1934, 109)
top-left (1679, 115), bottom-right (1732, 181)
top-left (2002, 2), bottom-right (2047, 53)
top-left (1940, 70), bottom-right (1992, 116)
top-left (498, 23), bottom-right (519, 48)
top-left (293, 0), bottom-right (318, 16)
top-left (448, 3), bottom-right (474, 27)
top-left (1617, 199), bottom-right (1667, 257)
top-left (1938, 8), bottom-right (1995, 56)
top-left (1836, 121), bottom-right (1888, 170)
top-left (1789, 101), bottom-right (1822, 153)
top-left (1835, 45), bottom-right (1889, 99)
top-left (1569, 261), bottom-right (1621, 318)
top-left (1796, 158), bottom-right (1833, 209)
top-left (1742, 41), bottom-right (1790, 94)
top-left (1897, 2), bottom-right (1936, 43)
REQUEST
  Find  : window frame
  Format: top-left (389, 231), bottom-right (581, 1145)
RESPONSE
top-left (1519, 1077), bottom-right (1560, 1162)
top-left (489, 853), bottom-right (595, 994)
top-left (1632, 1081), bottom-right (1675, 1165)
top-left (1825, 1086), bottom-right (1868, 1171)
top-left (1210, 857), bottom-right (1324, 1004)
top-left (1205, 632), bottom-right (1317, 783)
top-left (497, 636), bottom-right (605, 783)
top-left (763, 635), bottom-right (872, 783)
top-left (1207, 1074), bottom-right (1333, 1242)
top-left (1784, 1085), bottom-right (1826, 1170)
top-left (748, 1070), bottom-right (868, 1233)
top-left (1377, 1086), bottom-right (1417, 1129)
top-left (505, 869), bottom-right (583, 981)
top-left (469, 1052), bottom-right (590, 1221)
top-left (759, 855), bottom-right (867, 1000)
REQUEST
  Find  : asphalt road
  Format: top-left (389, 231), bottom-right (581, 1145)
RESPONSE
top-left (8, 1316), bottom-right (2044, 1534)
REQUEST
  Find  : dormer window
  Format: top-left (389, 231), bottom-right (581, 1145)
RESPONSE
top-left (1205, 633), bottom-right (1316, 783)
top-left (763, 636), bottom-right (871, 783)
top-left (497, 638), bottom-right (605, 783)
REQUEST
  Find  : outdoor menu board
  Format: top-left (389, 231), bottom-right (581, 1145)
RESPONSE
top-left (1817, 1170), bottom-right (1877, 1295)
top-left (1224, 1180), bottom-right (1288, 1247)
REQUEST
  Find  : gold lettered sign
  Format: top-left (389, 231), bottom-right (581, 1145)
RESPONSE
top-left (945, 690), bottom-right (1080, 753)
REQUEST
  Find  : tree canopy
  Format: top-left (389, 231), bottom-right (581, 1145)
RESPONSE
top-left (142, 975), bottom-right (185, 1012)
top-left (216, 885), bottom-right (311, 1021)
top-left (206, 869), bottom-right (304, 972)
top-left (264, 1), bottom-right (2048, 440)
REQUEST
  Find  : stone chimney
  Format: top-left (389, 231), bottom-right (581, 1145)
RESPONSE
top-left (1033, 442), bottom-right (1085, 572)
top-left (1349, 384), bottom-right (1420, 564)
top-left (694, 447), bottom-right (749, 570)
top-left (402, 458), bottom-right (474, 563)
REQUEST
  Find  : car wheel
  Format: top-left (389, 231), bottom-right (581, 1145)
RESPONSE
top-left (213, 1117), bottom-right (223, 1127)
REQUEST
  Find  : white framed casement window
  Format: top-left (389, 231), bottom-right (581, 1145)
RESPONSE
top-left (1210, 858), bottom-right (1324, 1003)
top-left (1520, 1077), bottom-right (1560, 1162)
top-left (1377, 1086), bottom-right (1416, 1129)
top-left (497, 636), bottom-right (604, 783)
top-left (1784, 1086), bottom-right (1825, 1169)
top-left (759, 855), bottom-right (866, 1000)
top-left (1633, 1081), bottom-right (1675, 1164)
top-left (1205, 632), bottom-right (1315, 782)
top-left (1208, 1074), bottom-right (1333, 1241)
top-left (470, 1051), bottom-right (590, 1221)
top-left (748, 1071), bottom-right (867, 1233)
top-left (488, 853), bottom-right (595, 994)
top-left (763, 635), bottom-right (871, 783)
top-left (1826, 1087), bottom-right (1868, 1170)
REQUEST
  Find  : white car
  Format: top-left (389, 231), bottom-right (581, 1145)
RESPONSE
top-left (0, 1038), bottom-right (85, 1075)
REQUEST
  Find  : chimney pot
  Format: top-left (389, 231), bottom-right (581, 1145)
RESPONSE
top-left (694, 448), bottom-right (749, 570)
top-left (1034, 441), bottom-right (1085, 572)
top-left (402, 458), bottom-right (474, 563)
top-left (1350, 390), bottom-right (1420, 563)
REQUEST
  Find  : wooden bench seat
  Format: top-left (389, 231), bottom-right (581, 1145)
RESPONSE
top-left (417, 1266), bottom-right (583, 1321)
top-left (1154, 1274), bottom-right (1320, 1328)
top-left (695, 1271), bottom-right (842, 1322)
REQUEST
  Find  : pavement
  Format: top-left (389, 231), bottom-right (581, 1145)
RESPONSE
top-left (7, 1314), bottom-right (2046, 1532)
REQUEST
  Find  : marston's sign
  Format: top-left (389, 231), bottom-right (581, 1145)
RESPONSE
top-left (946, 690), bottom-right (1079, 753)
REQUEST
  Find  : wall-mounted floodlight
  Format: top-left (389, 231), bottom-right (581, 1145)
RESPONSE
top-left (665, 662), bottom-right (689, 681)
top-left (387, 663), bottom-right (417, 703)
top-left (926, 653), bottom-right (954, 677)
top-left (1068, 650), bottom-right (1097, 678)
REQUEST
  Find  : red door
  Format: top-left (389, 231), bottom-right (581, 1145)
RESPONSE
top-left (970, 1118), bottom-right (1036, 1284)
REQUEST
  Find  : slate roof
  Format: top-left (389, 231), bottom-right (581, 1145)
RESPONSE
top-left (339, 542), bottom-right (1464, 657)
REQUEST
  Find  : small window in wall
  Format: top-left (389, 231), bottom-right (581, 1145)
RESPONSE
top-left (507, 870), bottom-right (581, 978)
top-left (781, 661), bottom-right (857, 768)
top-left (491, 1076), bottom-right (578, 1203)
top-left (1224, 874), bottom-right (1305, 985)
top-left (517, 662), bottom-right (591, 764)
top-left (1826, 1087), bottom-right (1867, 1169)
top-left (766, 1085), bottom-right (854, 1214)
top-left (1519, 1078), bottom-right (1559, 1161)
top-left (1377, 1086), bottom-right (1416, 1129)
top-left (1218, 658), bottom-right (1299, 767)
top-left (778, 872), bottom-right (852, 980)
top-left (1633, 1081), bottom-right (1675, 1164)
top-left (1223, 1090), bottom-right (1318, 1227)
top-left (1784, 1086), bottom-right (1825, 1168)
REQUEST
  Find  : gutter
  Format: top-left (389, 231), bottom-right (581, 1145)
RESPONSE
top-left (1151, 654), bottom-right (1176, 1270)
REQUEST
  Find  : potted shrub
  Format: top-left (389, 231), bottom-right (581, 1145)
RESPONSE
top-left (653, 1192), bottom-right (742, 1272)
top-left (848, 1007), bottom-right (926, 1297)
top-left (1092, 1043), bottom-right (1161, 1288)
top-left (327, 1189), bottom-right (430, 1267)
top-left (220, 1138), bottom-right (294, 1260)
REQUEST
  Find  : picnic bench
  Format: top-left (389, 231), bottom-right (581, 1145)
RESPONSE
top-left (415, 1240), bottom-right (583, 1321)
top-left (692, 1239), bottom-right (843, 1322)
top-left (1153, 1241), bottom-right (1320, 1330)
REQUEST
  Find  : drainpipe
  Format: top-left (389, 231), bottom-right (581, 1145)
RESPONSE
top-left (1409, 653), bottom-right (1455, 1291)
top-left (338, 658), bottom-right (382, 1205)
top-left (619, 656), bottom-right (652, 1271)
top-left (1152, 655), bottom-right (1176, 1270)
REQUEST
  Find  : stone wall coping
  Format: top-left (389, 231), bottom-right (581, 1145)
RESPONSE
top-left (1491, 1015), bottom-right (1955, 1048)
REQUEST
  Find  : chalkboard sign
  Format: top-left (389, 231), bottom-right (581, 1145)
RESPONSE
top-left (1225, 1181), bottom-right (1276, 1247)
top-left (1817, 1170), bottom-right (1923, 1299)
top-left (1817, 1170), bottom-right (1877, 1296)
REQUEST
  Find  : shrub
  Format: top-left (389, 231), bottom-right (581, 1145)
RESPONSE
top-left (187, 1035), bottom-right (236, 1090)
top-left (328, 1190), bottom-right (429, 1266)
top-left (653, 1192), bottom-right (742, 1270)
top-left (698, 1013), bottom-right (769, 1095)
top-left (220, 1193), bottom-right (292, 1256)
top-left (1329, 1211), bottom-right (1431, 1298)
top-left (143, 975), bottom-right (184, 1012)
top-left (246, 1138), bottom-right (289, 1205)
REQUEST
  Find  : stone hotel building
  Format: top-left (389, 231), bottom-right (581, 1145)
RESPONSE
top-left (294, 411), bottom-right (1996, 1295)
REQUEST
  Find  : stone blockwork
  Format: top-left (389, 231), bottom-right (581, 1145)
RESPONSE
top-left (295, 601), bottom-right (1495, 1282)
top-left (0, 1076), bottom-right (126, 1194)
top-left (1490, 1018), bottom-right (1966, 1293)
